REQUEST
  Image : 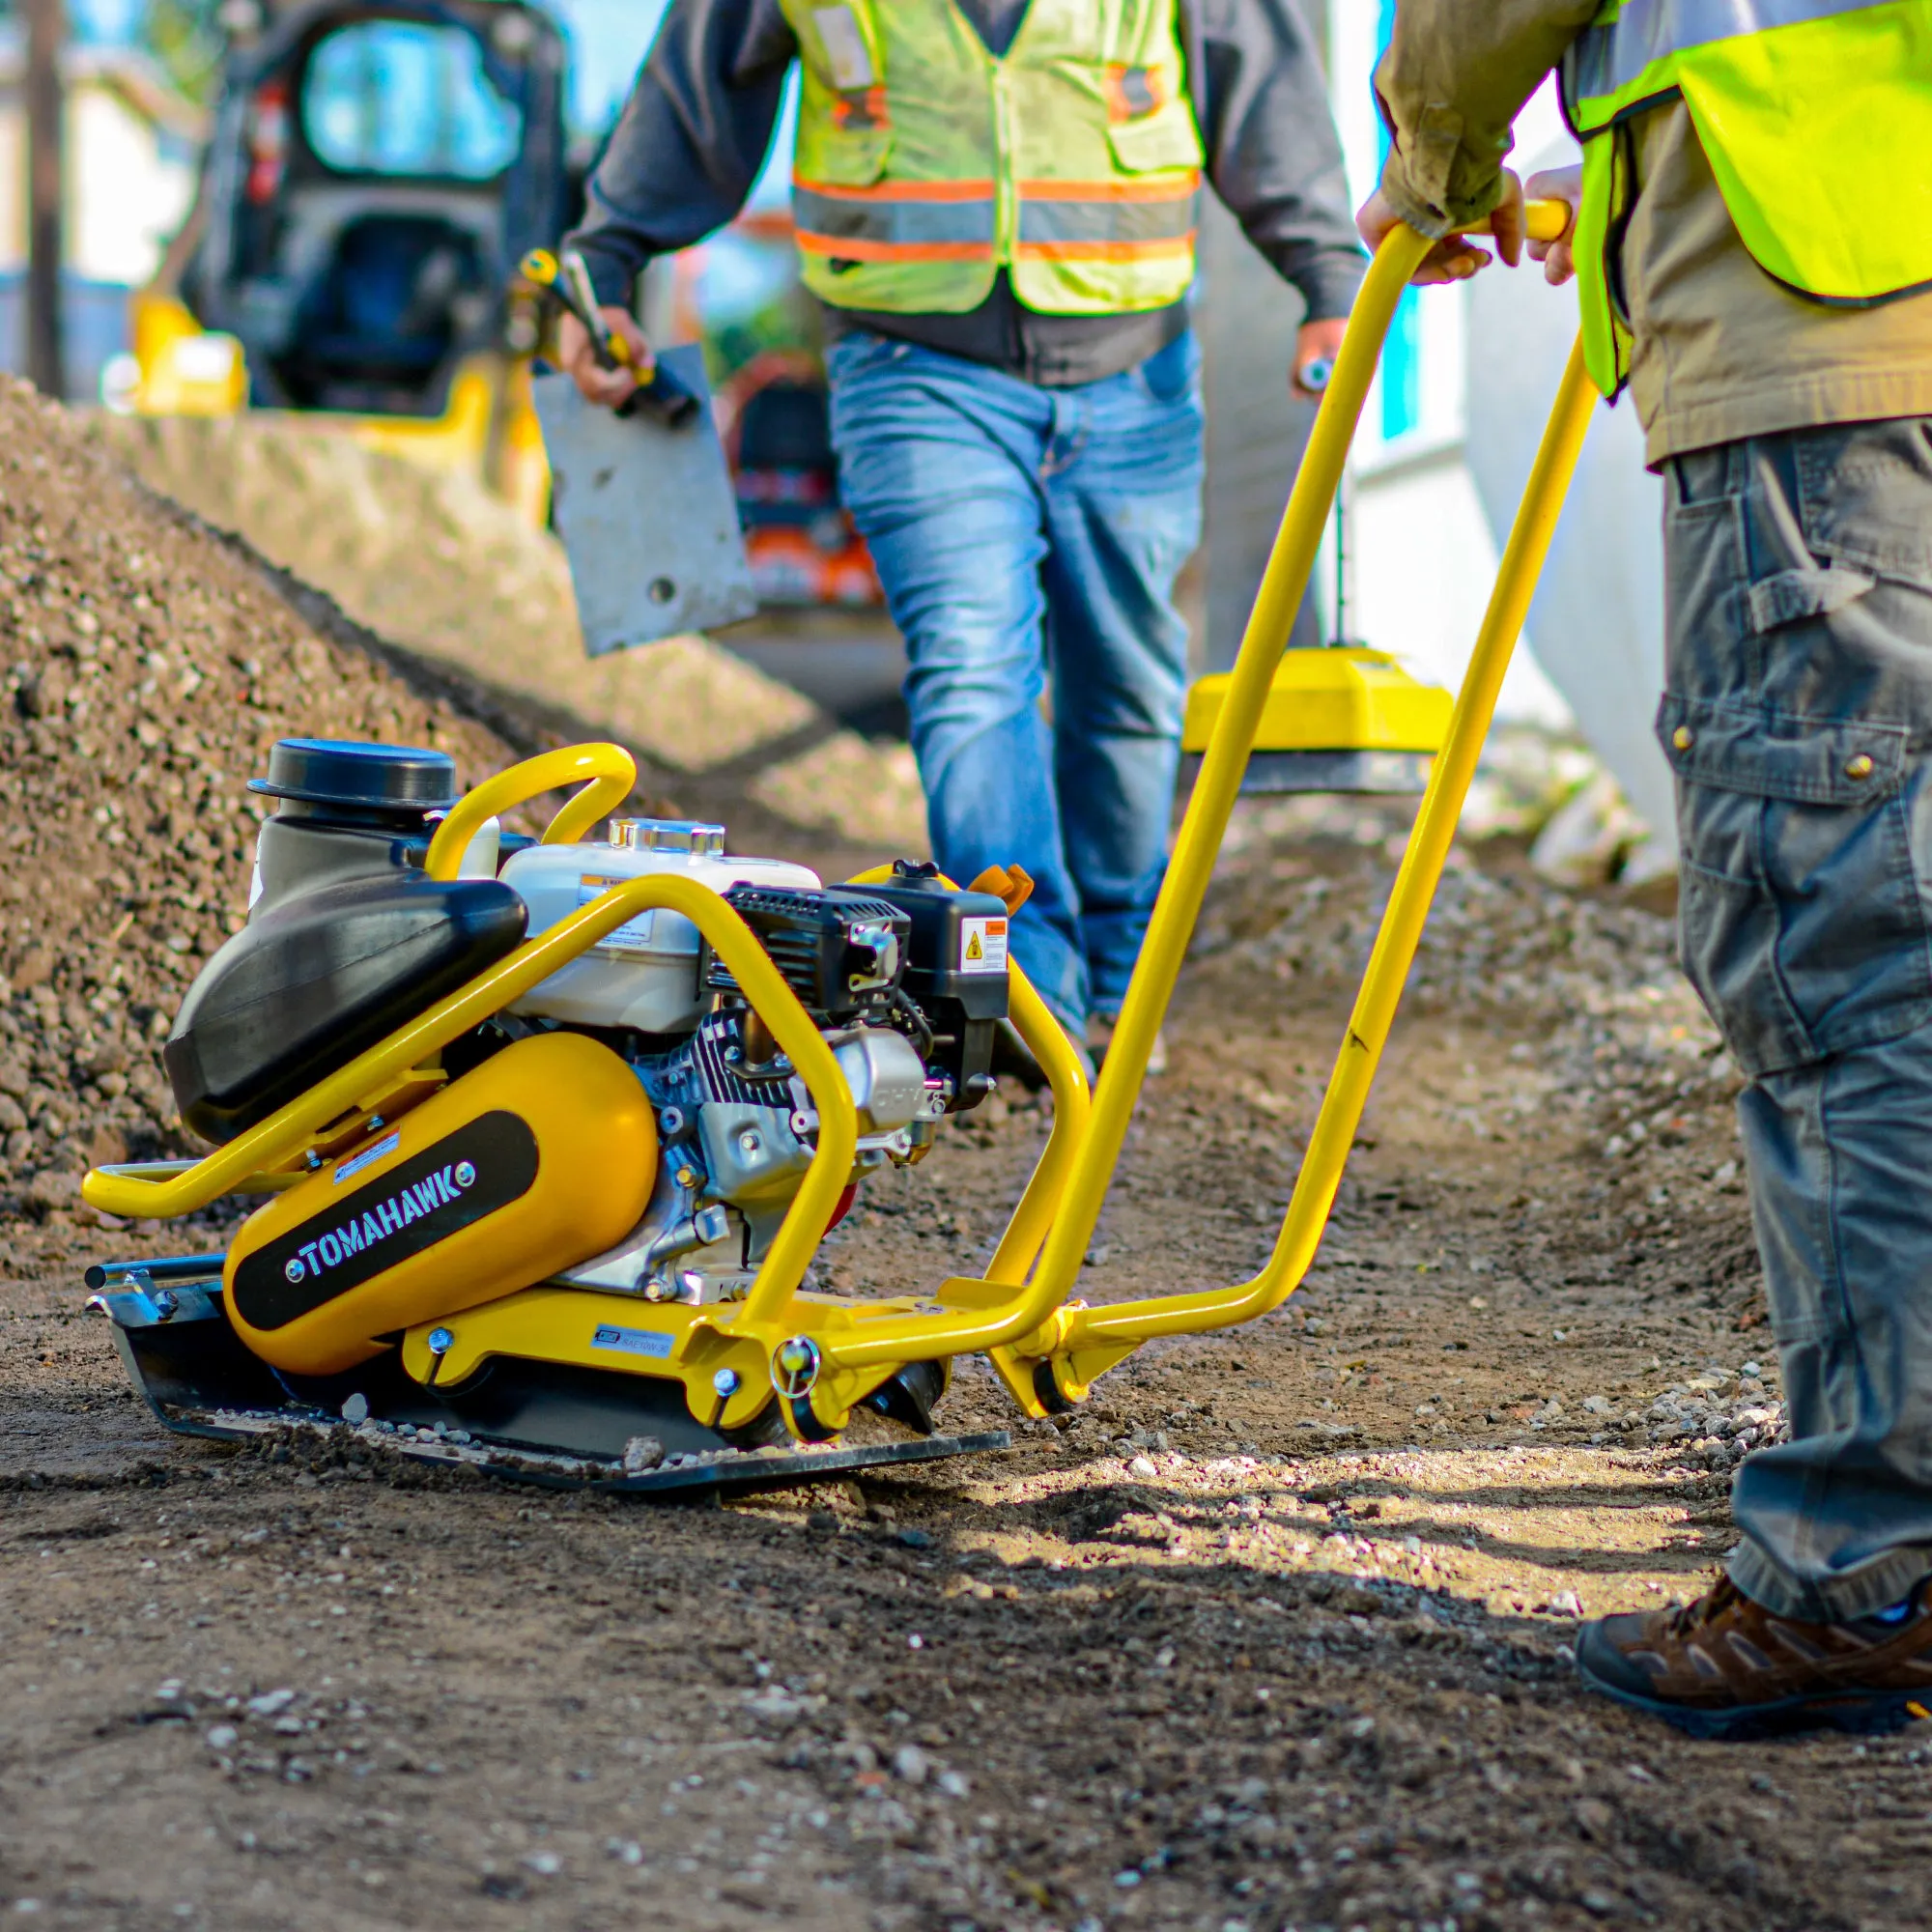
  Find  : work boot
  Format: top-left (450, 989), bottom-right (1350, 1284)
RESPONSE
top-left (1088, 1011), bottom-right (1167, 1078)
top-left (1577, 1574), bottom-right (1932, 1740)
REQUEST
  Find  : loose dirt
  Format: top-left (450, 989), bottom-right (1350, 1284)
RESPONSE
top-left (5, 406), bottom-right (1929, 1932)
top-left (110, 413), bottom-right (929, 849)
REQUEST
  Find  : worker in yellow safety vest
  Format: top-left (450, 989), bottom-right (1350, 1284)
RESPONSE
top-left (1362, 0), bottom-right (1932, 1741)
top-left (557, 0), bottom-right (1364, 1069)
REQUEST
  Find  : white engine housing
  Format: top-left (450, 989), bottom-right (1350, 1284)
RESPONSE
top-left (504, 820), bottom-right (819, 1033)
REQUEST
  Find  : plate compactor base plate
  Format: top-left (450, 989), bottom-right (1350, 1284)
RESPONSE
top-left (89, 1269), bottom-right (1009, 1498)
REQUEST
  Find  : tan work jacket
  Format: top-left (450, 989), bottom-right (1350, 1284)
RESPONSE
top-left (1373, 0), bottom-right (1932, 465)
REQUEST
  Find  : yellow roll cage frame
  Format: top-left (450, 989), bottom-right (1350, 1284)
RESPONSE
top-left (83, 209), bottom-right (1597, 1442)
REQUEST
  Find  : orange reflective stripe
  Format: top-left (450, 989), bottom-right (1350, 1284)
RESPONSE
top-left (794, 233), bottom-right (994, 263)
top-left (1014, 234), bottom-right (1197, 263)
top-left (1015, 173), bottom-right (1202, 201)
top-left (793, 175), bottom-right (997, 203)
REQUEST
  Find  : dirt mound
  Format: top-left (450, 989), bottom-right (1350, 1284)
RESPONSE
top-left (112, 413), bottom-right (929, 850)
top-left (0, 379), bottom-right (525, 1205)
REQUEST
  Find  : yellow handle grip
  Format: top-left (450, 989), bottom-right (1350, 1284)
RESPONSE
top-left (1462, 196), bottom-right (1574, 244)
top-left (422, 744), bottom-right (637, 882)
top-left (518, 247), bottom-right (639, 366)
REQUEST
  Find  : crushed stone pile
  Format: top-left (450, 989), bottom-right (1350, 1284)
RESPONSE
top-left (0, 378), bottom-right (525, 1212)
top-left (111, 413), bottom-right (928, 850)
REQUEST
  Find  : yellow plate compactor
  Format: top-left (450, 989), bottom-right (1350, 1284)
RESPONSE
top-left (81, 205), bottom-right (1594, 1495)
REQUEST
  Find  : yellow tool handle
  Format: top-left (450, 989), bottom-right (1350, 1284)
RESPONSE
top-left (1480, 196), bottom-right (1575, 245)
top-left (421, 743), bottom-right (637, 881)
top-left (519, 246), bottom-right (639, 367)
top-left (1062, 339), bottom-right (1599, 1350)
top-left (1009, 215), bottom-right (1598, 1356)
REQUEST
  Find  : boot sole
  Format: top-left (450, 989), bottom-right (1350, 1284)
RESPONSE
top-left (1578, 1656), bottom-right (1932, 1741)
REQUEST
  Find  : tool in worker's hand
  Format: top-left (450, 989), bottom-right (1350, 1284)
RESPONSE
top-left (520, 246), bottom-right (700, 428)
top-left (532, 351), bottom-right (757, 651)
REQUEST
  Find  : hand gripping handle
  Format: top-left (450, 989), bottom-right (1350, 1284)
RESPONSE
top-left (1486, 196), bottom-right (1575, 243)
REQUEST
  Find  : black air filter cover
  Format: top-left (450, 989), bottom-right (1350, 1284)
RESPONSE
top-left (706, 885), bottom-right (910, 1021)
top-left (164, 872), bottom-right (526, 1146)
top-left (247, 738), bottom-right (458, 817)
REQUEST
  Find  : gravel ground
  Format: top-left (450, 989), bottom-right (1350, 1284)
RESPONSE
top-left (6, 396), bottom-right (1928, 1932)
top-left (7, 795), bottom-right (1932, 1932)
top-left (109, 412), bottom-right (930, 849)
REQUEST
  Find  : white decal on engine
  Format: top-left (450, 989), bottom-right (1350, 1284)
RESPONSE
top-left (579, 875), bottom-right (656, 952)
top-left (590, 1323), bottom-right (675, 1359)
top-left (333, 1130), bottom-right (400, 1185)
top-left (960, 916), bottom-right (1007, 974)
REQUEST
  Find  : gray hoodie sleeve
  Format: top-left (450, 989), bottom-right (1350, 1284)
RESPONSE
top-left (1191, 0), bottom-right (1364, 320)
top-left (569, 0), bottom-right (1364, 320)
top-left (568, 0), bottom-right (799, 307)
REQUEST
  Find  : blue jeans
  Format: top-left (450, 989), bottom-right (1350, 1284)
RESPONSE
top-left (1662, 420), bottom-right (1932, 1622)
top-left (825, 327), bottom-right (1205, 1029)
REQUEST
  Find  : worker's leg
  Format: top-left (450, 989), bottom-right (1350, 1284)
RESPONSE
top-left (825, 330), bottom-right (1088, 1028)
top-left (1037, 329), bottom-right (1205, 1015)
top-left (1663, 420), bottom-right (1932, 1621)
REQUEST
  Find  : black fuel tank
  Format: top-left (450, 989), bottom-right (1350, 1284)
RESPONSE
top-left (165, 872), bottom-right (527, 1146)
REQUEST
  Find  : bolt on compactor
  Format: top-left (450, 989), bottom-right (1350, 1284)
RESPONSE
top-left (81, 206), bottom-right (1593, 1495)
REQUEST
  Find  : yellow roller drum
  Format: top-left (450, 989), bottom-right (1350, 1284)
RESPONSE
top-left (223, 1031), bottom-right (657, 1377)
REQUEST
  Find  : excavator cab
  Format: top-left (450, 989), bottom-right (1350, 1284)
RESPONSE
top-left (127, 0), bottom-right (568, 512)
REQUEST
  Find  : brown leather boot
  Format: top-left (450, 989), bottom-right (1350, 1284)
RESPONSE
top-left (1577, 1575), bottom-right (1932, 1739)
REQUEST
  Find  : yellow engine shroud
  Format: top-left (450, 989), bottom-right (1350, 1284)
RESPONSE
top-left (224, 1032), bottom-right (656, 1377)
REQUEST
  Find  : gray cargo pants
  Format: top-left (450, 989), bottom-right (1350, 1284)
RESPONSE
top-left (1662, 418), bottom-right (1932, 1624)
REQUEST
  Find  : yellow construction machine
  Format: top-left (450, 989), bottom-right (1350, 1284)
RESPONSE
top-left (79, 203), bottom-right (1593, 1495)
top-left (122, 0), bottom-right (564, 523)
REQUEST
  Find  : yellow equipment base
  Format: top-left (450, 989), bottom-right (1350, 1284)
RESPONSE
top-left (1181, 647), bottom-right (1453, 757)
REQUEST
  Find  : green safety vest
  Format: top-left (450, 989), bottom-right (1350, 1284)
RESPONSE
top-left (1562, 0), bottom-right (1932, 396)
top-left (775, 0), bottom-right (1206, 316)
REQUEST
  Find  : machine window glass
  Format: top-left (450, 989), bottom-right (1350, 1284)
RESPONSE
top-left (300, 20), bottom-right (523, 180)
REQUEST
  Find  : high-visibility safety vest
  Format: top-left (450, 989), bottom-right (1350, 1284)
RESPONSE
top-left (1561, 0), bottom-right (1932, 396)
top-left (776, 0), bottom-right (1206, 316)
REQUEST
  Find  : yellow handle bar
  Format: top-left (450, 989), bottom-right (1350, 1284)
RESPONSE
top-left (1507, 197), bottom-right (1575, 245)
top-left (422, 743), bottom-right (637, 881)
top-left (999, 217), bottom-right (1598, 1359)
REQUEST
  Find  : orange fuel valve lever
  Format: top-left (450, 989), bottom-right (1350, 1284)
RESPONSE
top-left (967, 864), bottom-right (1035, 916)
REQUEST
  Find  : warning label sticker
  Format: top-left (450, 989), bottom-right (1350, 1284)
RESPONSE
top-left (579, 875), bottom-right (656, 952)
top-left (960, 916), bottom-right (1008, 974)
